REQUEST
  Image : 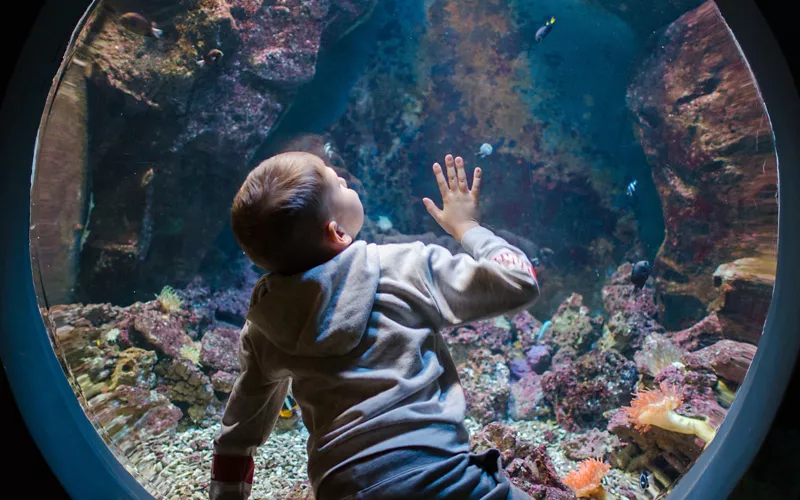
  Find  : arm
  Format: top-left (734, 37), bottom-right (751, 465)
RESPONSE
top-left (419, 154), bottom-right (539, 328)
top-left (419, 225), bottom-right (539, 329)
top-left (210, 326), bottom-right (290, 500)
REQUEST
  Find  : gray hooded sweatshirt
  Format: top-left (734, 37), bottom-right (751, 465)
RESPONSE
top-left (211, 226), bottom-right (539, 499)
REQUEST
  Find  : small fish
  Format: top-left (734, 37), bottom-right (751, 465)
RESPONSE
top-left (631, 260), bottom-right (652, 289)
top-left (626, 179), bottom-right (638, 197)
top-left (197, 49), bottom-right (224, 67)
top-left (536, 320), bottom-right (552, 341)
top-left (477, 143), bottom-right (493, 158)
top-left (280, 394), bottom-right (298, 419)
top-left (639, 471), bottom-right (650, 489)
top-left (535, 17), bottom-right (556, 43)
top-left (119, 12), bottom-right (163, 38)
top-left (95, 339), bottom-right (102, 347)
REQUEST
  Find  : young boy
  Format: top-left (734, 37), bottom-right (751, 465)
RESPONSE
top-left (211, 152), bottom-right (540, 500)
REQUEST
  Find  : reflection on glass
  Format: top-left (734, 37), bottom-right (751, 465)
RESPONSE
top-left (28, 0), bottom-right (777, 498)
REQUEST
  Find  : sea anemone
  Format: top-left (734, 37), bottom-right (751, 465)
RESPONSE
top-left (156, 285), bottom-right (183, 313)
top-left (635, 335), bottom-right (685, 377)
top-left (562, 458), bottom-right (611, 499)
top-left (622, 382), bottom-right (716, 447)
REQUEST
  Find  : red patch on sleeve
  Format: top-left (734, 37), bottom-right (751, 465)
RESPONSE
top-left (492, 252), bottom-right (537, 281)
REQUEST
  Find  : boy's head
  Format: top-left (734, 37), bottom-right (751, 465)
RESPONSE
top-left (231, 152), bottom-right (364, 275)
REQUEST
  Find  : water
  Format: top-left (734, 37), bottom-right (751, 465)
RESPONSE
top-left (28, 0), bottom-right (778, 498)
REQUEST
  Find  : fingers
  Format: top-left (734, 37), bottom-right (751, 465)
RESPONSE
top-left (432, 162), bottom-right (448, 199)
top-left (422, 198), bottom-right (443, 223)
top-left (455, 156), bottom-right (467, 193)
top-left (445, 154), bottom-right (457, 191)
top-left (471, 167), bottom-right (482, 199)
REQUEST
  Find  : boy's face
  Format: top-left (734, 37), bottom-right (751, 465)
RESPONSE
top-left (319, 159), bottom-right (364, 241)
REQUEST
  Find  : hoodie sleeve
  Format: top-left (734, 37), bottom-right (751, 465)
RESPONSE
top-left (210, 325), bottom-right (290, 500)
top-left (418, 226), bottom-right (540, 329)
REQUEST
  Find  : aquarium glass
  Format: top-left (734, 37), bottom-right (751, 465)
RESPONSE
top-left (29, 0), bottom-right (778, 498)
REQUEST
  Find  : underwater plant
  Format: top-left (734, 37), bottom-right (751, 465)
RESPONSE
top-left (562, 458), bottom-right (611, 499)
top-left (156, 286), bottom-right (183, 313)
top-left (622, 382), bottom-right (716, 447)
top-left (179, 342), bottom-right (202, 366)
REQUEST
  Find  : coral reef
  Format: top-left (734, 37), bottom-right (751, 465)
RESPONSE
top-left (628, 1), bottom-right (778, 329)
top-left (541, 349), bottom-right (638, 430)
top-left (562, 429), bottom-right (622, 462)
top-left (684, 339), bottom-right (756, 385)
top-left (132, 307), bottom-right (195, 359)
top-left (200, 327), bottom-right (241, 372)
top-left (73, 0), bottom-right (377, 305)
top-left (210, 370), bottom-right (238, 394)
top-left (510, 345), bottom-right (552, 380)
top-left (470, 422), bottom-right (576, 499)
top-left (634, 335), bottom-right (686, 378)
top-left (541, 294), bottom-right (604, 357)
top-left (666, 312), bottom-right (724, 351)
top-left (709, 257), bottom-right (775, 344)
top-left (458, 348), bottom-right (511, 424)
top-left (509, 373), bottom-right (550, 421)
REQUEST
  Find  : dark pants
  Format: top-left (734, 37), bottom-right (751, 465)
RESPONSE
top-left (317, 448), bottom-right (534, 500)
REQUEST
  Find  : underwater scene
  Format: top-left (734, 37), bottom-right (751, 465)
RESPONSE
top-left (29, 0), bottom-right (779, 499)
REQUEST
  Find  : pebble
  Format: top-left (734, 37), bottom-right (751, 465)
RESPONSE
top-left (119, 417), bottom-right (643, 499)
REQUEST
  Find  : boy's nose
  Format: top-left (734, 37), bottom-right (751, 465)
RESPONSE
top-left (339, 177), bottom-right (347, 187)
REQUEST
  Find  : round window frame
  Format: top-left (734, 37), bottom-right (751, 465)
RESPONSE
top-left (1, 1), bottom-right (798, 499)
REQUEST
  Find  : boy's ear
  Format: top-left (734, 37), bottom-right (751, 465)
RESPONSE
top-left (327, 221), bottom-right (352, 245)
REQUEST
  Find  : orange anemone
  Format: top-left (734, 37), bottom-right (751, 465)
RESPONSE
top-left (562, 458), bottom-right (611, 499)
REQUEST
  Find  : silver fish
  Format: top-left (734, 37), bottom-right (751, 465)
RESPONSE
top-left (626, 179), bottom-right (638, 197)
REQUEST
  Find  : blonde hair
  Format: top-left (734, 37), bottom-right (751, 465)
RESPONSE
top-left (231, 152), bottom-right (332, 274)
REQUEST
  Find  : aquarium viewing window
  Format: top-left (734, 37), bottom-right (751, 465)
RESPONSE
top-left (1, 0), bottom-right (799, 499)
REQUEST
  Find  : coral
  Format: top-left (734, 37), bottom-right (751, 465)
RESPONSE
top-left (211, 371), bottom-right (238, 394)
top-left (201, 327), bottom-right (241, 372)
top-left (179, 341), bottom-right (202, 367)
top-left (606, 407), bottom-right (702, 480)
top-left (285, 480), bottom-right (315, 500)
top-left (654, 365), bottom-right (726, 424)
top-left (458, 348), bottom-right (510, 424)
top-left (634, 335), bottom-right (686, 378)
top-left (709, 257), bottom-right (775, 344)
top-left (562, 459), bottom-right (611, 499)
top-left (508, 373), bottom-right (550, 421)
top-left (541, 349), bottom-right (637, 430)
top-left (442, 316), bottom-right (514, 364)
top-left (509, 345), bottom-right (551, 380)
top-left (542, 294), bottom-right (604, 356)
top-left (110, 347), bottom-right (157, 390)
top-left (628, 1), bottom-right (778, 328)
top-left (602, 263), bottom-right (659, 319)
top-left (470, 423), bottom-right (576, 499)
top-left (74, 0), bottom-right (376, 305)
top-left (156, 286), bottom-right (184, 313)
top-left (684, 339), bottom-right (757, 385)
top-left (132, 307), bottom-right (195, 359)
top-left (155, 358), bottom-right (216, 422)
top-left (599, 311), bottom-right (664, 355)
top-left (666, 312), bottom-right (724, 351)
top-left (562, 429), bottom-right (622, 462)
top-left (87, 385), bottom-right (182, 451)
top-left (622, 382), bottom-right (716, 447)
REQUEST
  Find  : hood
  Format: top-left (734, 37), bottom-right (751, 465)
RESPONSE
top-left (245, 241), bottom-right (380, 357)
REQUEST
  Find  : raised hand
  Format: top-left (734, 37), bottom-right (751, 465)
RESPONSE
top-left (422, 154), bottom-right (482, 242)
